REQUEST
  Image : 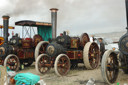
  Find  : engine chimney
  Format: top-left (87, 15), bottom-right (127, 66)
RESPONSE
top-left (126, 0), bottom-right (128, 30)
top-left (50, 8), bottom-right (58, 39)
top-left (2, 15), bottom-right (10, 44)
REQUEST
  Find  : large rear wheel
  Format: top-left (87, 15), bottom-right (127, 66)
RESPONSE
top-left (101, 50), bottom-right (119, 84)
top-left (35, 41), bottom-right (49, 60)
top-left (83, 42), bottom-right (100, 69)
top-left (54, 54), bottom-right (70, 76)
top-left (80, 33), bottom-right (90, 47)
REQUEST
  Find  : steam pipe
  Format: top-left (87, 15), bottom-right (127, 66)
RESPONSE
top-left (50, 8), bottom-right (58, 39)
top-left (2, 15), bottom-right (10, 44)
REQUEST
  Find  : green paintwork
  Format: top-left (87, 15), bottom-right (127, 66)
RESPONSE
top-left (37, 26), bottom-right (52, 41)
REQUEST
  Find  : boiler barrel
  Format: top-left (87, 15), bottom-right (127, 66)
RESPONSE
top-left (2, 16), bottom-right (10, 44)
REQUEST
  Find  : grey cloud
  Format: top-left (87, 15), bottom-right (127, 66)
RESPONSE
top-left (0, 0), bottom-right (126, 36)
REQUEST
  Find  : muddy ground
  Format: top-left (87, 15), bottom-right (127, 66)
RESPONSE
top-left (18, 63), bottom-right (128, 85)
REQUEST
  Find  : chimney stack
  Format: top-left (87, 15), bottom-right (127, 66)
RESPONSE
top-left (50, 8), bottom-right (58, 39)
top-left (2, 15), bottom-right (10, 44)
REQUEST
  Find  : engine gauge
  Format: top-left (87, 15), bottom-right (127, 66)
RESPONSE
top-left (13, 40), bottom-right (16, 44)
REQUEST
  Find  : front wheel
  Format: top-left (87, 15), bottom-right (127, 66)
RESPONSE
top-left (101, 50), bottom-right (119, 84)
top-left (4, 54), bottom-right (20, 71)
top-left (54, 54), bottom-right (70, 76)
top-left (35, 54), bottom-right (51, 74)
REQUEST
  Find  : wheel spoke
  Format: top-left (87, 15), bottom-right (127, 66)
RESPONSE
top-left (87, 43), bottom-right (100, 69)
top-left (37, 54), bottom-right (51, 74)
top-left (55, 54), bottom-right (70, 76)
top-left (103, 52), bottom-right (119, 84)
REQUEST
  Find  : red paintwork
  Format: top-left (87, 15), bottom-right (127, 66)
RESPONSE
top-left (66, 51), bottom-right (83, 60)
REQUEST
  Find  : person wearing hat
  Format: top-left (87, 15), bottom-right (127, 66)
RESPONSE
top-left (98, 38), bottom-right (105, 62)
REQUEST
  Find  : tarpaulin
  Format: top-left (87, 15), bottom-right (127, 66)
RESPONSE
top-left (14, 73), bottom-right (40, 85)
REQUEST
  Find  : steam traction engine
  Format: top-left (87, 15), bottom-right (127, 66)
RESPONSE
top-left (35, 31), bottom-right (100, 76)
top-left (0, 8), bottom-right (57, 71)
top-left (101, 0), bottom-right (128, 84)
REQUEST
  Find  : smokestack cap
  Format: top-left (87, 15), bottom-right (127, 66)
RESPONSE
top-left (2, 15), bottom-right (10, 20)
top-left (50, 8), bottom-right (58, 12)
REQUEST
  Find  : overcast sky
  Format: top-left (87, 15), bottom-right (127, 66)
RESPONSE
top-left (0, 0), bottom-right (127, 36)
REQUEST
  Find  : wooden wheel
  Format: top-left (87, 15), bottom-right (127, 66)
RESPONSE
top-left (83, 42), bottom-right (100, 69)
top-left (80, 33), bottom-right (90, 47)
top-left (4, 54), bottom-right (20, 71)
top-left (35, 41), bottom-right (49, 60)
top-left (101, 50), bottom-right (119, 84)
top-left (35, 54), bottom-right (51, 74)
top-left (54, 54), bottom-right (70, 76)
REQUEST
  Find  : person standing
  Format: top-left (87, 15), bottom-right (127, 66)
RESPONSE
top-left (90, 35), bottom-right (95, 42)
top-left (98, 38), bottom-right (105, 62)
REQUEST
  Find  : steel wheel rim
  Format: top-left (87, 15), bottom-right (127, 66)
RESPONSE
top-left (38, 55), bottom-right (50, 74)
top-left (6, 56), bottom-right (18, 71)
top-left (88, 43), bottom-right (99, 69)
top-left (106, 53), bottom-right (119, 83)
top-left (57, 56), bottom-right (70, 76)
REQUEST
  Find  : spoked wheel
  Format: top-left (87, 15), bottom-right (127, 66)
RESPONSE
top-left (83, 42), bottom-right (100, 69)
top-left (4, 54), bottom-right (20, 71)
top-left (54, 54), bottom-right (70, 76)
top-left (35, 41), bottom-right (49, 60)
top-left (35, 54), bottom-right (51, 74)
top-left (101, 50), bottom-right (119, 84)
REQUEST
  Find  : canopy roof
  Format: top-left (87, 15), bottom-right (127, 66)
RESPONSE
top-left (0, 25), bottom-right (15, 29)
top-left (15, 20), bottom-right (52, 27)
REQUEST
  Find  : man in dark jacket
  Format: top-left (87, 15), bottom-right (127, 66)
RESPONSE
top-left (98, 38), bottom-right (105, 62)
